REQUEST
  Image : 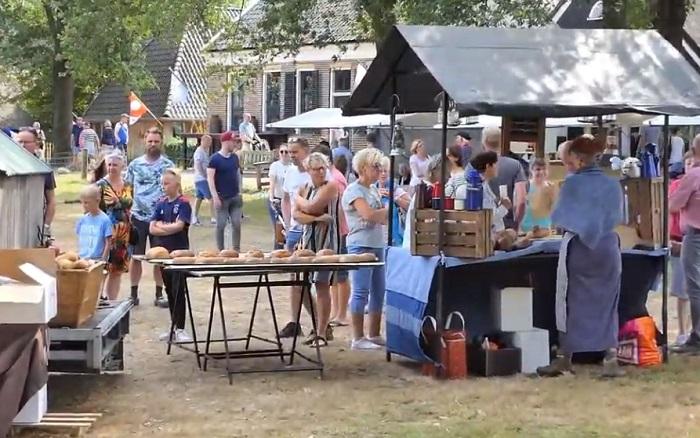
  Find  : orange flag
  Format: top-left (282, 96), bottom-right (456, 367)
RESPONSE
top-left (128, 91), bottom-right (149, 125)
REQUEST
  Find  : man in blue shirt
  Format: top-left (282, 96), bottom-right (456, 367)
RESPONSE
top-left (125, 127), bottom-right (175, 307)
top-left (331, 137), bottom-right (353, 179)
top-left (114, 114), bottom-right (129, 154)
top-left (71, 117), bottom-right (84, 169)
top-left (207, 130), bottom-right (243, 251)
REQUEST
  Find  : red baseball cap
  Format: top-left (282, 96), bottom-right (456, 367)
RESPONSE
top-left (220, 130), bottom-right (240, 142)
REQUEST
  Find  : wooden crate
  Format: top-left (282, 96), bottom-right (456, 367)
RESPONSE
top-left (50, 263), bottom-right (106, 328)
top-left (411, 209), bottom-right (493, 258)
top-left (620, 178), bottom-right (663, 248)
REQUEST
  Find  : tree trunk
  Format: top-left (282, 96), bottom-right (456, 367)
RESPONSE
top-left (652, 0), bottom-right (687, 52)
top-left (52, 58), bottom-right (74, 156)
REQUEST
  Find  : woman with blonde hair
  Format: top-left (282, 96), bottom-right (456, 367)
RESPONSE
top-left (293, 152), bottom-right (340, 346)
top-left (342, 148), bottom-right (388, 350)
top-left (95, 153), bottom-right (133, 300)
top-left (409, 139), bottom-right (430, 189)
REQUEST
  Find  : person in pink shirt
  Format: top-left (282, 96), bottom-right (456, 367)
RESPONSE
top-left (313, 144), bottom-right (351, 327)
top-left (669, 152), bottom-right (695, 346)
top-left (670, 139), bottom-right (700, 353)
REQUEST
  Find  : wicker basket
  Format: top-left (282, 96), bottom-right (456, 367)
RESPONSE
top-left (49, 262), bottom-right (106, 328)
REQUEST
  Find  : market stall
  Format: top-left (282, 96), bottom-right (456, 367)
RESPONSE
top-left (343, 25), bottom-right (700, 370)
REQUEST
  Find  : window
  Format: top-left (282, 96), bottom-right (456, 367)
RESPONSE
top-left (331, 69), bottom-right (352, 108)
top-left (297, 70), bottom-right (319, 114)
top-left (228, 82), bottom-right (245, 131)
top-left (263, 72), bottom-right (282, 127)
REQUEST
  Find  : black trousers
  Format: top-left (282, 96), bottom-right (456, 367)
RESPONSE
top-left (162, 269), bottom-right (186, 330)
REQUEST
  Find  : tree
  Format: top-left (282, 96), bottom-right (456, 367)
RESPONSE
top-left (237, 0), bottom-right (554, 60)
top-left (603, 0), bottom-right (694, 50)
top-left (0, 0), bottom-right (235, 155)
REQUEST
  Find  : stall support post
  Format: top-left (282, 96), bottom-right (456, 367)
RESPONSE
top-left (181, 136), bottom-right (188, 170)
top-left (387, 93), bottom-right (398, 248)
top-left (436, 92), bottom-right (449, 328)
top-left (661, 115), bottom-right (670, 362)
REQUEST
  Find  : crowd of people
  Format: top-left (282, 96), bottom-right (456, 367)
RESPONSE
top-left (17, 117), bottom-right (698, 370)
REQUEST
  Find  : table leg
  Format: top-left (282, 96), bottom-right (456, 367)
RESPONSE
top-left (166, 270), bottom-right (180, 355)
top-left (386, 352), bottom-right (392, 362)
top-left (184, 279), bottom-right (202, 369)
top-left (216, 278), bottom-right (233, 384)
top-left (264, 273), bottom-right (285, 362)
top-left (203, 277), bottom-right (218, 372)
top-left (304, 271), bottom-right (323, 378)
top-left (288, 274), bottom-right (305, 366)
top-left (245, 276), bottom-right (262, 350)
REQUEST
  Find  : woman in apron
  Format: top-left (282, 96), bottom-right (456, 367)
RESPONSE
top-left (537, 135), bottom-right (623, 378)
top-left (293, 152), bottom-right (340, 347)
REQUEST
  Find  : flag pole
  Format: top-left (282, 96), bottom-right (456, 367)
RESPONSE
top-left (146, 107), bottom-right (164, 127)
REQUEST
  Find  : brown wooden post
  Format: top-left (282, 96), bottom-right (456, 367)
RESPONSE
top-left (81, 149), bottom-right (88, 180)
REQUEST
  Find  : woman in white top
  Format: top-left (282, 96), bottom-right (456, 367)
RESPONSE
top-left (445, 143), bottom-right (466, 198)
top-left (408, 139), bottom-right (430, 189)
top-left (268, 144), bottom-right (293, 249)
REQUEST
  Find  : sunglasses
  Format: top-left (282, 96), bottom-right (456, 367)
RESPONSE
top-left (279, 150), bottom-right (289, 154)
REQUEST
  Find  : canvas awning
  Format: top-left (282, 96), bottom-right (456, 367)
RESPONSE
top-left (267, 108), bottom-right (391, 129)
top-left (344, 26), bottom-right (700, 117)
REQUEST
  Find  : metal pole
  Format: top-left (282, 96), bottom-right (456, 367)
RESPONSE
top-left (436, 92), bottom-right (449, 328)
top-left (662, 114), bottom-right (670, 362)
top-left (387, 93), bottom-right (397, 248)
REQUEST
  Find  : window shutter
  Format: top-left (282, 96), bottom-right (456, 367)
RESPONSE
top-left (283, 72), bottom-right (296, 118)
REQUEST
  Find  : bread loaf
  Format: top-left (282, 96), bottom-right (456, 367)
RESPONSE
top-left (316, 249), bottom-right (336, 256)
top-left (57, 258), bottom-right (76, 270)
top-left (146, 247), bottom-right (170, 259)
top-left (312, 255), bottom-right (341, 263)
top-left (246, 249), bottom-right (265, 258)
top-left (72, 259), bottom-right (91, 269)
top-left (270, 249), bottom-right (292, 258)
top-left (56, 251), bottom-right (79, 263)
top-left (219, 249), bottom-right (239, 258)
top-left (293, 249), bottom-right (315, 258)
top-left (198, 250), bottom-right (219, 258)
top-left (171, 249), bottom-right (195, 258)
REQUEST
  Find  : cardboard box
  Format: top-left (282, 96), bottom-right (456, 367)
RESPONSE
top-left (13, 384), bottom-right (47, 424)
top-left (503, 328), bottom-right (550, 374)
top-left (467, 345), bottom-right (521, 377)
top-left (492, 287), bottom-right (533, 331)
top-left (0, 249), bottom-right (57, 324)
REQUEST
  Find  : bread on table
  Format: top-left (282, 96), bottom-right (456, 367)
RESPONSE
top-left (72, 259), bottom-right (91, 269)
top-left (246, 249), bottom-right (265, 259)
top-left (316, 249), bottom-right (336, 256)
top-left (170, 249), bottom-right (195, 258)
top-left (197, 250), bottom-right (219, 258)
top-left (223, 257), bottom-right (245, 264)
top-left (146, 247), bottom-right (171, 259)
top-left (270, 249), bottom-right (292, 259)
top-left (219, 249), bottom-right (239, 258)
top-left (526, 226), bottom-right (551, 239)
top-left (355, 253), bottom-right (378, 262)
top-left (293, 249), bottom-right (315, 258)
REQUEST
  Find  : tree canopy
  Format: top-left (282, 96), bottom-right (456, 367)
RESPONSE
top-left (0, 0), bottom-right (236, 153)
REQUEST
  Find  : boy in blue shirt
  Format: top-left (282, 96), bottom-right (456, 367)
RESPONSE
top-left (150, 169), bottom-right (192, 343)
top-left (76, 185), bottom-right (113, 261)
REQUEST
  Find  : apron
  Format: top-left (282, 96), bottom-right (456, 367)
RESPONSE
top-left (555, 231), bottom-right (574, 333)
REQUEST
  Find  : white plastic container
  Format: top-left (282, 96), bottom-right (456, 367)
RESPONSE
top-left (13, 384), bottom-right (47, 424)
top-left (503, 328), bottom-right (550, 374)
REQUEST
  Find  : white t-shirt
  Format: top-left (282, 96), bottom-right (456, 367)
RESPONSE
top-left (670, 135), bottom-right (685, 164)
top-left (193, 147), bottom-right (209, 182)
top-left (283, 165), bottom-right (312, 231)
top-left (269, 160), bottom-right (291, 199)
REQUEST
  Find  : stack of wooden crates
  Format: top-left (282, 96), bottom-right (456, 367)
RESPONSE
top-left (410, 209), bottom-right (493, 258)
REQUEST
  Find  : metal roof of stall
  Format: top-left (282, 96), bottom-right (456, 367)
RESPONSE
top-left (344, 26), bottom-right (700, 118)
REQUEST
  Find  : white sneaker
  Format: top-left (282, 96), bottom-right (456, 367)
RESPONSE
top-left (210, 218), bottom-right (217, 225)
top-left (174, 329), bottom-right (193, 343)
top-left (158, 330), bottom-right (173, 342)
top-left (192, 215), bottom-right (200, 225)
top-left (351, 338), bottom-right (383, 351)
top-left (674, 333), bottom-right (690, 346)
top-left (368, 336), bottom-right (386, 346)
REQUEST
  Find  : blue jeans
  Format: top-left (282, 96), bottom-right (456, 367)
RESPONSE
top-left (268, 199), bottom-right (283, 250)
top-left (348, 246), bottom-right (385, 314)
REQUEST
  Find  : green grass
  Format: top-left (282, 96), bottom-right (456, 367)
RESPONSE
top-left (55, 173), bottom-right (89, 203)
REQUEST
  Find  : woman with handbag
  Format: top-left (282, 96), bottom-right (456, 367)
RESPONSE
top-left (94, 153), bottom-right (133, 300)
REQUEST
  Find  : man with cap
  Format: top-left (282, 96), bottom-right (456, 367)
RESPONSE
top-left (207, 130), bottom-right (243, 251)
top-left (456, 131), bottom-right (473, 165)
